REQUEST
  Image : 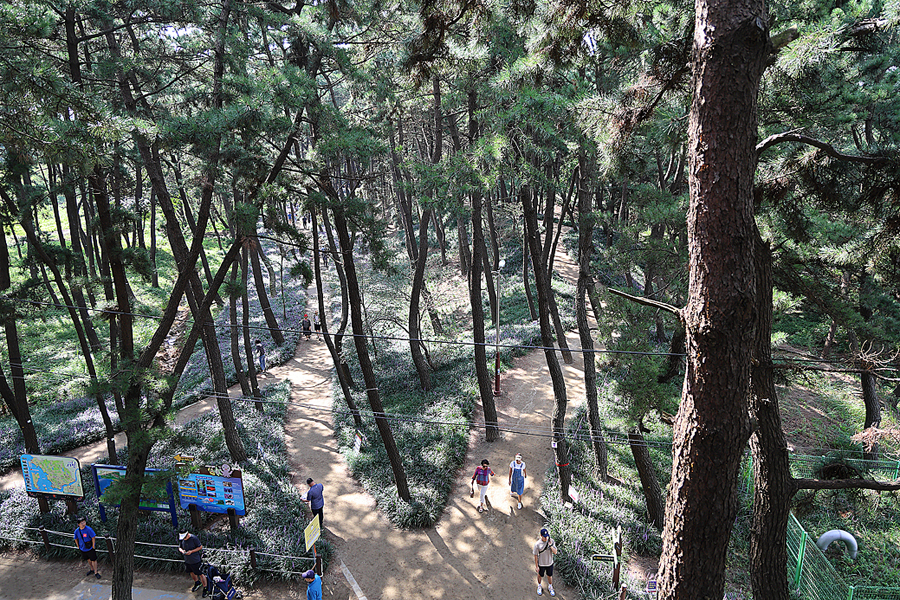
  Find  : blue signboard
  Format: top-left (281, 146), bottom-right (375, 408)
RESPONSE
top-left (178, 465), bottom-right (245, 516)
top-left (92, 464), bottom-right (178, 528)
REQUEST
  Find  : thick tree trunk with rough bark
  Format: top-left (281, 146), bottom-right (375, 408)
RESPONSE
top-left (657, 0), bottom-right (769, 596)
top-left (749, 233), bottom-right (792, 600)
top-left (409, 209), bottom-right (433, 391)
top-left (629, 430), bottom-right (665, 529)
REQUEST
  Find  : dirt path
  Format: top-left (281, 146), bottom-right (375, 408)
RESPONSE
top-left (0, 244), bottom-right (596, 600)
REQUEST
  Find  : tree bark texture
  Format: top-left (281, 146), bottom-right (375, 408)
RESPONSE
top-left (748, 233), bottom-right (792, 600)
top-left (657, 0), bottom-right (769, 596)
top-left (629, 430), bottom-right (665, 529)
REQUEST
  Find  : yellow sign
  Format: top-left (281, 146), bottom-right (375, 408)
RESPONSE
top-left (174, 454), bottom-right (195, 462)
top-left (304, 517), bottom-right (321, 551)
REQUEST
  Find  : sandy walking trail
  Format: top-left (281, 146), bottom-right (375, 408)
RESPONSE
top-left (0, 246), bottom-right (594, 600)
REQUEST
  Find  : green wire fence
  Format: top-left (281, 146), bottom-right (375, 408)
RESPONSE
top-left (787, 512), bottom-right (900, 600)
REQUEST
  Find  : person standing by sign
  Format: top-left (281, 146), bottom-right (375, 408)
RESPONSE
top-left (533, 528), bottom-right (558, 596)
top-left (178, 530), bottom-right (207, 592)
top-left (303, 477), bottom-right (324, 527)
top-left (471, 459), bottom-right (495, 513)
top-left (509, 453), bottom-right (527, 510)
top-left (74, 516), bottom-right (101, 579)
top-left (303, 569), bottom-right (323, 600)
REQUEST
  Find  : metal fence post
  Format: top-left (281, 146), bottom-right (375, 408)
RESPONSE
top-left (793, 531), bottom-right (807, 590)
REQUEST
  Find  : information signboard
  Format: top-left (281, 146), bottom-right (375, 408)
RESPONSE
top-left (304, 516), bottom-right (321, 552)
top-left (91, 464), bottom-right (178, 528)
top-left (20, 454), bottom-right (84, 501)
top-left (178, 465), bottom-right (246, 516)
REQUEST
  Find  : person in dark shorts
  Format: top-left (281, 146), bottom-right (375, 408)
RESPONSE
top-left (179, 530), bottom-right (207, 592)
top-left (301, 314), bottom-right (312, 340)
top-left (74, 516), bottom-right (101, 579)
top-left (533, 528), bottom-right (558, 596)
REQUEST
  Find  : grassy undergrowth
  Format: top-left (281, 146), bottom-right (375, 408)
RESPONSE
top-left (0, 381), bottom-right (330, 585)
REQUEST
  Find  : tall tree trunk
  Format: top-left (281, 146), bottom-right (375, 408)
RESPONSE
top-left (629, 429), bottom-right (665, 529)
top-left (229, 262), bottom-right (251, 396)
top-left (521, 184), bottom-right (571, 502)
top-left (310, 207), bottom-right (362, 428)
top-left (457, 214), bottom-right (471, 278)
top-left (241, 245), bottom-right (264, 407)
top-left (319, 207), bottom-right (354, 388)
top-left (249, 226), bottom-right (284, 344)
top-left (576, 153), bottom-right (608, 479)
top-left (522, 230), bottom-right (538, 320)
top-left (749, 233), bottom-right (792, 600)
top-left (657, 0), bottom-right (768, 596)
top-left (332, 205), bottom-right (411, 502)
top-left (409, 209), bottom-right (433, 390)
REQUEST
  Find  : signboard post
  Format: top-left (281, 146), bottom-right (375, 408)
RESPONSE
top-left (20, 455), bottom-right (84, 513)
top-left (92, 465), bottom-right (178, 528)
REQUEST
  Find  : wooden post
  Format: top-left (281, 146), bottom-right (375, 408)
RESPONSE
top-left (315, 555), bottom-right (322, 576)
top-left (39, 526), bottom-right (50, 551)
top-left (189, 504), bottom-right (201, 530)
top-left (64, 498), bottom-right (78, 515)
top-left (104, 537), bottom-right (115, 566)
top-left (227, 507), bottom-right (239, 530)
top-left (37, 497), bottom-right (50, 514)
top-left (249, 547), bottom-right (257, 570)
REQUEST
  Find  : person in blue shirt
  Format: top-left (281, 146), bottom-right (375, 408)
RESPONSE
top-left (303, 569), bottom-right (322, 600)
top-left (303, 477), bottom-right (325, 527)
top-left (74, 516), bottom-right (101, 579)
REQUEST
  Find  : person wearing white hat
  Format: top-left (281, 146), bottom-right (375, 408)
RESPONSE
top-left (178, 530), bottom-right (207, 593)
top-left (509, 453), bottom-right (527, 510)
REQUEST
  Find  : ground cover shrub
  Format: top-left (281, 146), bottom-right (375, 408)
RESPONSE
top-left (0, 381), bottom-right (329, 585)
top-left (0, 235), bottom-right (308, 474)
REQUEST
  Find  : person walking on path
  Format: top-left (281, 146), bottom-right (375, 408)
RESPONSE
top-left (178, 530), bottom-right (207, 593)
top-left (303, 477), bottom-right (324, 527)
top-left (301, 314), bottom-right (312, 340)
top-left (303, 569), bottom-right (323, 600)
top-left (255, 339), bottom-right (266, 373)
top-left (533, 528), bottom-right (558, 596)
top-left (509, 453), bottom-right (527, 510)
top-left (313, 311), bottom-right (321, 337)
top-left (471, 459), bottom-right (495, 513)
top-left (74, 516), bottom-right (101, 579)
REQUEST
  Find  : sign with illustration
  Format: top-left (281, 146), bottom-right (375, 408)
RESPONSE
top-left (91, 464), bottom-right (178, 528)
top-left (177, 464), bottom-right (246, 516)
top-left (20, 454), bottom-right (84, 501)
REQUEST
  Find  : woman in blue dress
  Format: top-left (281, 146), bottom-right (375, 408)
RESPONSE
top-left (509, 453), bottom-right (527, 510)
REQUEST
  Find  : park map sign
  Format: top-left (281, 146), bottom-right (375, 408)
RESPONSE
top-left (20, 454), bottom-right (84, 501)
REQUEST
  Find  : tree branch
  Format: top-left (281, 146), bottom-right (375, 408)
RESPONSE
top-left (608, 288), bottom-right (680, 316)
top-left (756, 131), bottom-right (889, 164)
top-left (793, 477), bottom-right (900, 492)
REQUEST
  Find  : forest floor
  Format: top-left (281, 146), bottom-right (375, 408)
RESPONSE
top-left (0, 245), bottom-right (603, 600)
